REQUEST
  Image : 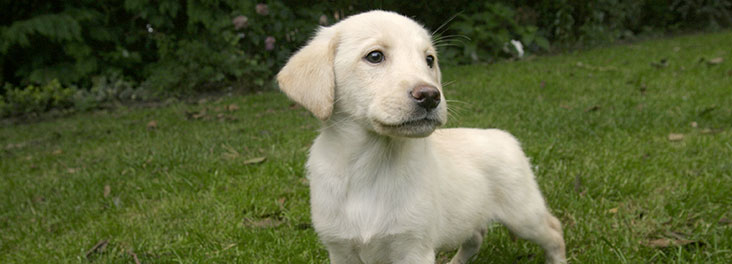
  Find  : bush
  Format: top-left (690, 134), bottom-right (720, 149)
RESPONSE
top-left (2, 0), bottom-right (731, 118)
top-left (1, 80), bottom-right (75, 117)
top-left (442, 2), bottom-right (550, 64)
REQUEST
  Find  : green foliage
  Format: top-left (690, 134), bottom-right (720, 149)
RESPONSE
top-left (1, 0), bottom-right (732, 118)
top-left (0, 79), bottom-right (75, 117)
top-left (532, 0), bottom-right (732, 46)
top-left (444, 2), bottom-right (550, 63)
top-left (73, 73), bottom-right (148, 111)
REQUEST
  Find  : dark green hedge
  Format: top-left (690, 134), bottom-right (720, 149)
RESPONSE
top-left (1, 0), bottom-right (730, 117)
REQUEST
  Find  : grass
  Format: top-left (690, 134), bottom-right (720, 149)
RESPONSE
top-left (2, 31), bottom-right (731, 263)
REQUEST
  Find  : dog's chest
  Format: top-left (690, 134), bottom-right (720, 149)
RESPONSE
top-left (308, 148), bottom-right (437, 242)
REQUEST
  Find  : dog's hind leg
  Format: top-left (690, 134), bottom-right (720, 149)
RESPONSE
top-left (448, 228), bottom-right (485, 264)
top-left (498, 206), bottom-right (566, 264)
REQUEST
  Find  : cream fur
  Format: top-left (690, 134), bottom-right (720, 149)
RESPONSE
top-left (277, 10), bottom-right (566, 264)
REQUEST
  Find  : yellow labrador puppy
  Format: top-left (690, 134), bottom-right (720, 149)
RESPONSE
top-left (277, 10), bottom-right (566, 264)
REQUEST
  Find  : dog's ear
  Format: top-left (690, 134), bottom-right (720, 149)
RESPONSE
top-left (277, 27), bottom-right (339, 121)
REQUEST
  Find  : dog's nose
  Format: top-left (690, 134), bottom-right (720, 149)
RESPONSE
top-left (410, 85), bottom-right (441, 110)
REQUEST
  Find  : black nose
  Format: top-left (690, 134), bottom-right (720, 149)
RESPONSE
top-left (410, 85), bottom-right (441, 111)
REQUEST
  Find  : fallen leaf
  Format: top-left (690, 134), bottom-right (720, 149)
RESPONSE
top-left (86, 239), bottom-right (109, 259)
top-left (645, 238), bottom-right (672, 248)
top-left (67, 168), bottom-right (78, 174)
top-left (222, 243), bottom-right (236, 251)
top-left (644, 238), bottom-right (696, 248)
top-left (227, 104), bottom-right (239, 111)
top-left (243, 217), bottom-right (282, 228)
top-left (668, 133), bottom-right (684, 141)
top-left (193, 112), bottom-right (207, 119)
top-left (650, 58), bottom-right (668, 68)
top-left (707, 57), bottom-right (724, 65)
top-left (103, 185), bottom-right (111, 197)
top-left (52, 149), bottom-right (63, 155)
top-left (127, 249), bottom-right (141, 264)
top-left (185, 110), bottom-right (208, 120)
top-left (608, 207), bottom-right (618, 214)
top-left (690, 121), bottom-right (698, 128)
top-left (147, 120), bottom-right (158, 129)
top-left (700, 128), bottom-right (723, 134)
top-left (243, 156), bottom-right (266, 165)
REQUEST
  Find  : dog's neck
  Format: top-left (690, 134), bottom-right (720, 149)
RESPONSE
top-left (316, 117), bottom-right (433, 175)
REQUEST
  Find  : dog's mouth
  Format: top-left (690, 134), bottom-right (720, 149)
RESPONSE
top-left (380, 118), bottom-right (440, 128)
top-left (373, 117), bottom-right (442, 138)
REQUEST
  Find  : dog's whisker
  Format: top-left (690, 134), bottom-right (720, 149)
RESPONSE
top-left (433, 34), bottom-right (470, 42)
top-left (431, 12), bottom-right (461, 37)
top-left (434, 39), bottom-right (469, 51)
top-left (445, 99), bottom-right (470, 105)
top-left (442, 80), bottom-right (457, 87)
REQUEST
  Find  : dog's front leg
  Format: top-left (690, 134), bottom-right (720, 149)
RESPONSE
top-left (325, 241), bottom-right (363, 264)
top-left (387, 243), bottom-right (436, 264)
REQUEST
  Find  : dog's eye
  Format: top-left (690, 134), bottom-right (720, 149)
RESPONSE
top-left (426, 55), bottom-right (435, 68)
top-left (365, 51), bottom-right (384, 64)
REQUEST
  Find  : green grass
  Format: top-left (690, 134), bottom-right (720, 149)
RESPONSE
top-left (2, 31), bottom-right (731, 263)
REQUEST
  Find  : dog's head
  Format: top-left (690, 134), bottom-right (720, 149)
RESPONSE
top-left (277, 11), bottom-right (446, 138)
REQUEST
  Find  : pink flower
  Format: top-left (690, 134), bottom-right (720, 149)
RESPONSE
top-left (265, 36), bottom-right (275, 51)
top-left (256, 4), bottom-right (269, 16)
top-left (232, 15), bottom-right (248, 30)
top-left (319, 15), bottom-right (328, 25)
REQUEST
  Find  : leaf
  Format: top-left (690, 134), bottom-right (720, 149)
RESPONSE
top-left (85, 239), bottom-right (109, 260)
top-left (650, 58), bottom-right (668, 68)
top-left (243, 217), bottom-right (282, 228)
top-left (243, 156), bottom-right (266, 165)
top-left (707, 57), bottom-right (724, 65)
top-left (668, 133), bottom-right (684, 141)
top-left (146, 120), bottom-right (157, 129)
top-left (608, 207), bottom-right (618, 214)
top-left (645, 238), bottom-right (672, 248)
top-left (644, 238), bottom-right (696, 248)
top-left (227, 104), bottom-right (239, 111)
top-left (103, 185), bottom-right (111, 198)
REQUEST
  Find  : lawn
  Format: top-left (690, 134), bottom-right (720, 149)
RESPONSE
top-left (2, 31), bottom-right (731, 263)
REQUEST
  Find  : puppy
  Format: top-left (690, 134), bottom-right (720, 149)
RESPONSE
top-left (277, 10), bottom-right (566, 264)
